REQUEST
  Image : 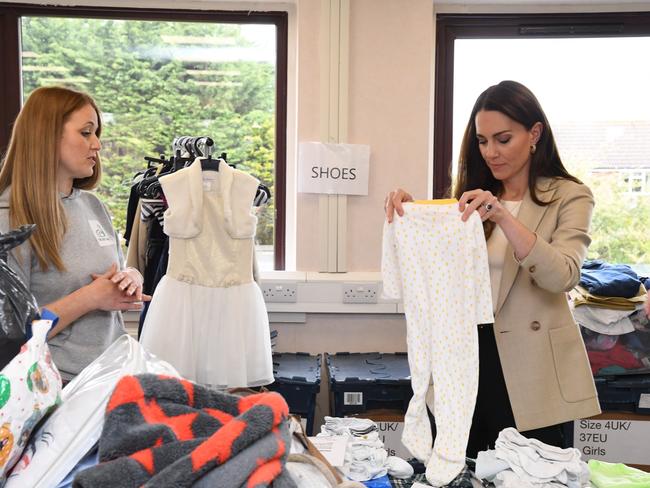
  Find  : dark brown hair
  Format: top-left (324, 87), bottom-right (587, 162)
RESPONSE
top-left (454, 80), bottom-right (580, 237)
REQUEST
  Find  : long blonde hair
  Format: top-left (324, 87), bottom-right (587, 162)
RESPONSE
top-left (0, 86), bottom-right (102, 271)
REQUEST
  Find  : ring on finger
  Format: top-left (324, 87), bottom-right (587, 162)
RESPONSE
top-left (483, 202), bottom-right (493, 212)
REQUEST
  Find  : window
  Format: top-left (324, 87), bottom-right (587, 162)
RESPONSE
top-left (0, 5), bottom-right (287, 269)
top-left (435, 13), bottom-right (650, 266)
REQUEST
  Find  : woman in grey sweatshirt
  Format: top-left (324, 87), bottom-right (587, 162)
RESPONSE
top-left (0, 86), bottom-right (149, 381)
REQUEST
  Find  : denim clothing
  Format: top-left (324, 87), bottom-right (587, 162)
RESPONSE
top-left (580, 260), bottom-right (641, 299)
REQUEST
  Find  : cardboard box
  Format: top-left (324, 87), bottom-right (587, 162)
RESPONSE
top-left (573, 411), bottom-right (650, 472)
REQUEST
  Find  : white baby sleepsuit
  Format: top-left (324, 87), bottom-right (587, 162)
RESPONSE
top-left (382, 201), bottom-right (493, 487)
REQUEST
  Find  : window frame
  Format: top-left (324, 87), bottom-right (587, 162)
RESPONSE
top-left (0, 2), bottom-right (288, 269)
top-left (434, 11), bottom-right (650, 198)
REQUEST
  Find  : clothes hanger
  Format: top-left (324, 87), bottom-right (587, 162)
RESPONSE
top-left (195, 137), bottom-right (221, 172)
top-left (200, 154), bottom-right (221, 172)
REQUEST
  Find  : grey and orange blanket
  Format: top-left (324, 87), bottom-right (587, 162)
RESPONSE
top-left (73, 374), bottom-right (296, 488)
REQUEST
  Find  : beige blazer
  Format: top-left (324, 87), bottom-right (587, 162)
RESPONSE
top-left (493, 177), bottom-right (601, 431)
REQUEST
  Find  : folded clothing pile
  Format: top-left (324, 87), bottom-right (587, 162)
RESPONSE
top-left (73, 373), bottom-right (296, 488)
top-left (475, 428), bottom-right (590, 488)
top-left (318, 417), bottom-right (412, 482)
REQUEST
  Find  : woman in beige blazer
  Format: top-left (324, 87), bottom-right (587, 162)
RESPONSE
top-left (385, 80), bottom-right (600, 457)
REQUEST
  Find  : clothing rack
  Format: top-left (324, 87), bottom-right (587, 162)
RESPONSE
top-left (140, 135), bottom-right (271, 206)
top-left (172, 136), bottom-right (217, 160)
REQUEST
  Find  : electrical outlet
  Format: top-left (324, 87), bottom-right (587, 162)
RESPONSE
top-left (343, 283), bottom-right (378, 304)
top-left (261, 282), bottom-right (298, 303)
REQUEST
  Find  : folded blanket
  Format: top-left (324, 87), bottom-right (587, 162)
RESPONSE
top-left (73, 374), bottom-right (295, 488)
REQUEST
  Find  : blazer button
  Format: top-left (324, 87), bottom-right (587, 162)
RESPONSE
top-left (530, 321), bottom-right (541, 331)
top-left (529, 265), bottom-right (536, 273)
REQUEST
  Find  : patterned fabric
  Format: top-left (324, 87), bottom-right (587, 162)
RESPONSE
top-left (0, 320), bottom-right (61, 482)
top-left (391, 473), bottom-right (428, 488)
top-left (389, 465), bottom-right (492, 488)
top-left (254, 184), bottom-right (271, 207)
top-left (73, 374), bottom-right (295, 488)
top-left (140, 198), bottom-right (165, 226)
top-left (382, 202), bottom-right (493, 486)
top-left (389, 469), bottom-right (474, 488)
top-left (444, 466), bottom-right (473, 487)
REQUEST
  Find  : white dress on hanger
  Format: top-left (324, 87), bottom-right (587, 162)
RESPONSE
top-left (140, 158), bottom-right (273, 388)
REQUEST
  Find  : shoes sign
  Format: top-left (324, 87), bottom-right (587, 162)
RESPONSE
top-left (298, 142), bottom-right (370, 196)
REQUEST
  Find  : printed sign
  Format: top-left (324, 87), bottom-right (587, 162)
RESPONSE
top-left (298, 142), bottom-right (370, 195)
top-left (574, 418), bottom-right (650, 465)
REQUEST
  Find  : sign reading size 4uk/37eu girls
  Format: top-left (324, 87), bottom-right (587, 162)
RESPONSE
top-left (298, 142), bottom-right (370, 195)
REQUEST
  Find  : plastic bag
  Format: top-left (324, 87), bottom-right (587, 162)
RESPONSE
top-left (0, 225), bottom-right (39, 341)
top-left (0, 319), bottom-right (62, 483)
top-left (5, 334), bottom-right (178, 488)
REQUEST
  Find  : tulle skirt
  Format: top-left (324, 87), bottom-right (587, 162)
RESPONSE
top-left (139, 276), bottom-right (273, 388)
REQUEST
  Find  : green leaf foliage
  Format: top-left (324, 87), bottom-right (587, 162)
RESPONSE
top-left (22, 17), bottom-right (277, 246)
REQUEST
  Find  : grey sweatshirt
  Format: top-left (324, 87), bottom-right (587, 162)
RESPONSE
top-left (0, 187), bottom-right (126, 380)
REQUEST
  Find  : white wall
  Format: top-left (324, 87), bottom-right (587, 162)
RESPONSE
top-left (295, 0), bottom-right (434, 271)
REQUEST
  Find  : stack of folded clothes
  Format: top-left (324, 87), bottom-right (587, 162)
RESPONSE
top-left (570, 260), bottom-right (650, 375)
top-left (475, 428), bottom-right (590, 487)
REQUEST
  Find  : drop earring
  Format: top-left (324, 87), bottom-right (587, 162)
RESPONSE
top-left (531, 143), bottom-right (537, 155)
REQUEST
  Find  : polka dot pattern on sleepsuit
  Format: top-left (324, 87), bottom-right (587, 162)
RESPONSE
top-left (382, 202), bottom-right (493, 487)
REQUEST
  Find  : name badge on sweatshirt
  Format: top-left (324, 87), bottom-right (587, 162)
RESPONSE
top-left (88, 220), bottom-right (115, 247)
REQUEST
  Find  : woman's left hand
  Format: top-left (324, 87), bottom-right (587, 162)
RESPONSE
top-left (110, 267), bottom-right (145, 300)
top-left (458, 189), bottom-right (503, 223)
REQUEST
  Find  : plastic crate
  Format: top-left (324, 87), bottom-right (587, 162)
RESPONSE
top-left (266, 352), bottom-right (321, 435)
top-left (326, 352), bottom-right (412, 417)
top-left (595, 373), bottom-right (650, 414)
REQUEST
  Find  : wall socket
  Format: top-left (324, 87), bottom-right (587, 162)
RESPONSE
top-left (343, 283), bottom-right (379, 304)
top-left (261, 282), bottom-right (298, 303)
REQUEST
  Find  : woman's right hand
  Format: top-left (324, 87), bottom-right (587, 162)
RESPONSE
top-left (385, 188), bottom-right (414, 223)
top-left (87, 263), bottom-right (150, 312)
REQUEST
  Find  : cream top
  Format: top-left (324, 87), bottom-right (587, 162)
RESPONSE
top-left (159, 158), bottom-right (260, 287)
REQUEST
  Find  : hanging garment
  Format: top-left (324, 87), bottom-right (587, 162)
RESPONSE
top-left (382, 201), bottom-right (493, 487)
top-left (140, 159), bottom-right (273, 388)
